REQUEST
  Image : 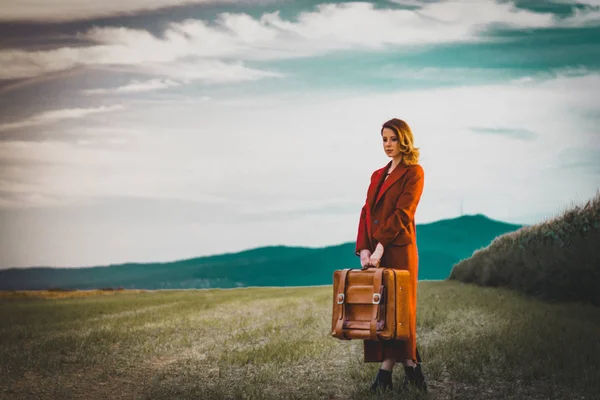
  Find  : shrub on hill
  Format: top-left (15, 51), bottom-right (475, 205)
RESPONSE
top-left (448, 191), bottom-right (600, 305)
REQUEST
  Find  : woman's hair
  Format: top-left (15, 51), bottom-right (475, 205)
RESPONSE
top-left (380, 118), bottom-right (420, 165)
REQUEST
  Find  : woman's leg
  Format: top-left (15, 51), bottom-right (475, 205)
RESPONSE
top-left (370, 356), bottom-right (395, 392)
top-left (402, 356), bottom-right (427, 392)
top-left (402, 358), bottom-right (416, 367)
top-left (381, 357), bottom-right (396, 371)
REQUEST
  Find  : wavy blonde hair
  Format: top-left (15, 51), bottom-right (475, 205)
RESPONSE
top-left (381, 118), bottom-right (420, 165)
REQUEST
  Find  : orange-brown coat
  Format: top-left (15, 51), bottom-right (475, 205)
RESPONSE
top-left (355, 161), bottom-right (425, 363)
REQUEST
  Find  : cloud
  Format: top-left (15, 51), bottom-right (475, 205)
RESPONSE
top-left (2, 71), bottom-right (598, 208)
top-left (554, 147), bottom-right (600, 175)
top-left (549, 0), bottom-right (600, 6)
top-left (0, 125), bottom-right (145, 146)
top-left (388, 0), bottom-right (426, 7)
top-left (0, 45), bottom-right (286, 82)
top-left (559, 6), bottom-right (600, 27)
top-left (376, 66), bottom-right (519, 83)
top-left (547, 0), bottom-right (600, 26)
top-left (0, 0), bottom-right (275, 22)
top-left (470, 127), bottom-right (538, 141)
top-left (141, 60), bottom-right (285, 82)
top-left (0, 1), bottom-right (566, 81)
top-left (83, 79), bottom-right (180, 95)
top-left (0, 105), bottom-right (124, 132)
top-left (1, 70), bottom-right (599, 267)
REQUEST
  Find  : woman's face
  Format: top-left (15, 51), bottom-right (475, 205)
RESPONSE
top-left (382, 127), bottom-right (401, 158)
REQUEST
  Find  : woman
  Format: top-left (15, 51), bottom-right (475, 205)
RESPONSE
top-left (355, 118), bottom-right (427, 393)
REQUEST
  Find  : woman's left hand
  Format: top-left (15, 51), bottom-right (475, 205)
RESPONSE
top-left (369, 243), bottom-right (384, 267)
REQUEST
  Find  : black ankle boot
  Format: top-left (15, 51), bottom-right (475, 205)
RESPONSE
top-left (402, 364), bottom-right (428, 393)
top-left (370, 368), bottom-right (393, 393)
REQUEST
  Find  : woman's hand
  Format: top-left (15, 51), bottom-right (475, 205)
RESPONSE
top-left (359, 249), bottom-right (372, 269)
top-left (369, 243), bottom-right (384, 267)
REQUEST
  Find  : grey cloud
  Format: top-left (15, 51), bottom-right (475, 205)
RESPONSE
top-left (83, 79), bottom-right (180, 95)
top-left (0, 105), bottom-right (124, 132)
top-left (0, 0), bottom-right (268, 23)
top-left (470, 127), bottom-right (539, 141)
top-left (0, 126), bottom-right (140, 145)
top-left (555, 147), bottom-right (600, 175)
top-left (0, 2), bottom-right (559, 81)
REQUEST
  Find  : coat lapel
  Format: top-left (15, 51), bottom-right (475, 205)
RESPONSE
top-left (367, 163), bottom-right (388, 211)
top-left (373, 162), bottom-right (409, 208)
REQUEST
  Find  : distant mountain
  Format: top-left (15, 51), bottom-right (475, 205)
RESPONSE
top-left (416, 213), bottom-right (524, 280)
top-left (0, 214), bottom-right (523, 290)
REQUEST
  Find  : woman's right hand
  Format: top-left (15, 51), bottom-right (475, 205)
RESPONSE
top-left (359, 249), bottom-right (372, 269)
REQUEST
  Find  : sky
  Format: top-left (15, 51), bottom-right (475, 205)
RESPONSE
top-left (0, 0), bottom-right (599, 268)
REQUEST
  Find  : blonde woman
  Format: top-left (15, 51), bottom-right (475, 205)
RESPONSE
top-left (355, 118), bottom-right (427, 393)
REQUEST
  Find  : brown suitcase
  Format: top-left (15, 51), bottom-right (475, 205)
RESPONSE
top-left (331, 267), bottom-right (411, 341)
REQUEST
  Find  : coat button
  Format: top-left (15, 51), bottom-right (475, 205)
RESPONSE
top-left (374, 220), bottom-right (379, 224)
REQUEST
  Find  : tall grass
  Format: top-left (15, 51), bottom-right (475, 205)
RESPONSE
top-left (2, 282), bottom-right (600, 399)
top-left (449, 190), bottom-right (600, 305)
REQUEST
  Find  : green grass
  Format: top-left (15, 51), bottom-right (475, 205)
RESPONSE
top-left (1, 282), bottom-right (599, 399)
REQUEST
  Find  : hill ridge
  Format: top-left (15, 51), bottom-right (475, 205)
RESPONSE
top-left (0, 213), bottom-right (523, 290)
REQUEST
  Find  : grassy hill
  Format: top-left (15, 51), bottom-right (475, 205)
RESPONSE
top-left (0, 214), bottom-right (522, 290)
top-left (450, 191), bottom-right (600, 305)
top-left (1, 282), bottom-right (598, 400)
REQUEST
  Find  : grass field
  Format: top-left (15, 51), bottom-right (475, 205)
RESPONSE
top-left (1, 282), bottom-right (599, 400)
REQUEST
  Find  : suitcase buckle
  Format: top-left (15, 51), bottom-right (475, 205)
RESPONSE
top-left (372, 293), bottom-right (381, 304)
top-left (337, 293), bottom-right (345, 304)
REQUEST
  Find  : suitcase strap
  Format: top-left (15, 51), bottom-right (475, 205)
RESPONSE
top-left (334, 268), bottom-right (352, 340)
top-left (370, 268), bottom-right (384, 340)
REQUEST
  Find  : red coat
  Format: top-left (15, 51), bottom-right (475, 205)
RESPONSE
top-left (355, 161), bottom-right (425, 363)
